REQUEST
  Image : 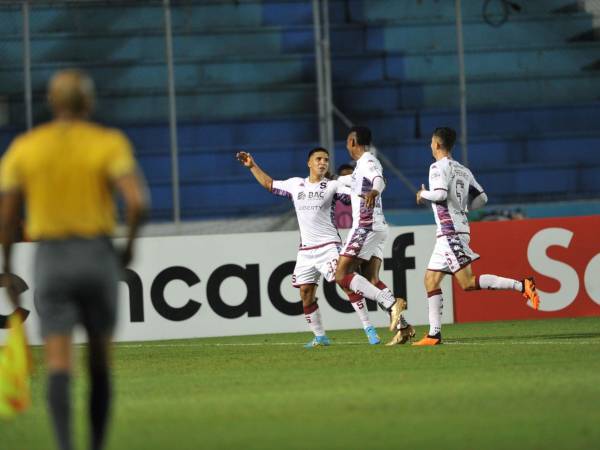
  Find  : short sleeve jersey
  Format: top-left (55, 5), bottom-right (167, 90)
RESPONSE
top-left (0, 120), bottom-right (136, 240)
top-left (428, 157), bottom-right (484, 236)
top-left (340, 152), bottom-right (387, 231)
top-left (271, 177), bottom-right (350, 248)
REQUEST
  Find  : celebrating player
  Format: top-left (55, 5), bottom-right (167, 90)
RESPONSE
top-left (409, 127), bottom-right (540, 346)
top-left (236, 148), bottom-right (381, 347)
top-left (334, 126), bottom-right (414, 344)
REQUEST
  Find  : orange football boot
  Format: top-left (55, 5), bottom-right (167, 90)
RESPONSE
top-left (412, 333), bottom-right (442, 346)
top-left (522, 277), bottom-right (540, 310)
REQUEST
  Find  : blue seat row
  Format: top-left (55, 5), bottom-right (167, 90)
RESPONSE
top-left (3, 42), bottom-right (598, 95)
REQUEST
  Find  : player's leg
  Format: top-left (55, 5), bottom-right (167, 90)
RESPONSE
top-left (355, 229), bottom-right (406, 331)
top-left (453, 235), bottom-right (540, 309)
top-left (78, 237), bottom-right (120, 450)
top-left (412, 269), bottom-right (446, 346)
top-left (412, 237), bottom-right (450, 346)
top-left (336, 229), bottom-right (400, 318)
top-left (44, 335), bottom-right (74, 450)
top-left (318, 245), bottom-right (378, 344)
top-left (299, 284), bottom-right (330, 347)
top-left (86, 335), bottom-right (112, 450)
top-left (295, 251), bottom-right (330, 347)
top-left (34, 242), bottom-right (78, 450)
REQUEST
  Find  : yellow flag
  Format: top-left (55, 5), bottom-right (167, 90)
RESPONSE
top-left (0, 313), bottom-right (32, 419)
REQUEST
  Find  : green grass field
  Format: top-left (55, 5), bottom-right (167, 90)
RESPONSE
top-left (3, 317), bottom-right (600, 450)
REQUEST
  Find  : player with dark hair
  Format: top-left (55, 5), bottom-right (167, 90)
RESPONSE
top-left (335, 126), bottom-right (414, 344)
top-left (236, 147), bottom-right (381, 347)
top-left (0, 69), bottom-right (148, 450)
top-left (334, 163), bottom-right (354, 229)
top-left (408, 127), bottom-right (539, 346)
top-left (336, 163), bottom-right (355, 176)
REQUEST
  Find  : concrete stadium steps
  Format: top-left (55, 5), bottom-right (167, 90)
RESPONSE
top-left (131, 128), bottom-right (600, 220)
top-left (0, 1), bottom-right (354, 35)
top-left (347, 0), bottom-right (576, 22)
top-left (3, 0), bottom-right (572, 35)
top-left (376, 134), bottom-right (600, 172)
top-left (2, 14), bottom-right (593, 66)
top-left (137, 143), bottom-right (318, 182)
top-left (373, 14), bottom-right (594, 53)
top-left (386, 43), bottom-right (600, 81)
top-left (1, 29), bottom-right (285, 65)
top-left (3, 40), bottom-right (599, 94)
top-left (147, 177), bottom-right (294, 221)
top-left (345, 103), bottom-right (600, 143)
top-left (133, 132), bottom-right (600, 184)
top-left (333, 74), bottom-right (600, 111)
top-left (7, 73), bottom-right (599, 125)
top-left (476, 163), bottom-right (600, 200)
top-left (0, 2), bottom-right (303, 34)
top-left (1, 0), bottom-right (598, 220)
top-left (123, 116), bottom-right (318, 149)
top-left (6, 84), bottom-right (317, 124)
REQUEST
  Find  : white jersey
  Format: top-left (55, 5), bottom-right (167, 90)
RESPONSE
top-left (428, 157), bottom-right (485, 237)
top-left (338, 152), bottom-right (387, 231)
top-left (271, 177), bottom-right (351, 249)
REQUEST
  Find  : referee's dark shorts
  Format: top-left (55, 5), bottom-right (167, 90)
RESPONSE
top-left (34, 237), bottom-right (120, 339)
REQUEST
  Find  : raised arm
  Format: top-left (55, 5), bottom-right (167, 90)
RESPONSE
top-left (236, 151), bottom-right (273, 191)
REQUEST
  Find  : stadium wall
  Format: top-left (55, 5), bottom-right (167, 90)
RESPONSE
top-left (1, 216), bottom-right (598, 345)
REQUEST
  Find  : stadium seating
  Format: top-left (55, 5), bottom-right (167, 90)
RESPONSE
top-left (0, 0), bottom-right (598, 220)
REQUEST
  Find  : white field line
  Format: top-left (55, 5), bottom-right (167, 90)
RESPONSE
top-left (113, 340), bottom-right (600, 348)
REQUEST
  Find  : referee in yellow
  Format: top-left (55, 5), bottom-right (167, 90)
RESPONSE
top-left (0, 69), bottom-right (147, 450)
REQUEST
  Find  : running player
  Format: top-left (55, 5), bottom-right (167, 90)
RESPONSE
top-left (236, 148), bottom-right (381, 347)
top-left (335, 126), bottom-right (413, 344)
top-left (409, 127), bottom-right (540, 346)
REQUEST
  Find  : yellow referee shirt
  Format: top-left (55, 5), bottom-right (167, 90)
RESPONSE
top-left (0, 120), bottom-right (136, 240)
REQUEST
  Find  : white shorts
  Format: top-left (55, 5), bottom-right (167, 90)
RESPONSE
top-left (292, 242), bottom-right (341, 287)
top-left (428, 233), bottom-right (480, 274)
top-left (340, 227), bottom-right (387, 261)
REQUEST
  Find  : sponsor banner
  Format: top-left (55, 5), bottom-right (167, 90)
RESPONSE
top-left (0, 225), bottom-right (452, 345)
top-left (453, 215), bottom-right (600, 322)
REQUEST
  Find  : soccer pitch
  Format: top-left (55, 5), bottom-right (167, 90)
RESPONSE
top-left (3, 317), bottom-right (600, 450)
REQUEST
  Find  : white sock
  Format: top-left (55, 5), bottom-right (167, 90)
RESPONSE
top-left (378, 288), bottom-right (393, 318)
top-left (304, 303), bottom-right (325, 337)
top-left (427, 289), bottom-right (443, 336)
top-left (350, 298), bottom-right (372, 329)
top-left (348, 274), bottom-right (394, 309)
top-left (478, 274), bottom-right (522, 292)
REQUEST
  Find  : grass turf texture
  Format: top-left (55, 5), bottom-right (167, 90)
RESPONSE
top-left (2, 317), bottom-right (600, 450)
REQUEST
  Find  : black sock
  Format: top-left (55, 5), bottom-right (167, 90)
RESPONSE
top-left (48, 372), bottom-right (72, 450)
top-left (90, 365), bottom-right (112, 450)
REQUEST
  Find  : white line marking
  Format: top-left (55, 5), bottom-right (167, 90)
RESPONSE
top-left (114, 340), bottom-right (600, 348)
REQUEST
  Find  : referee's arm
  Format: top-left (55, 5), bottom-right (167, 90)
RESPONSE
top-left (114, 170), bottom-right (148, 267)
top-left (0, 188), bottom-right (23, 307)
